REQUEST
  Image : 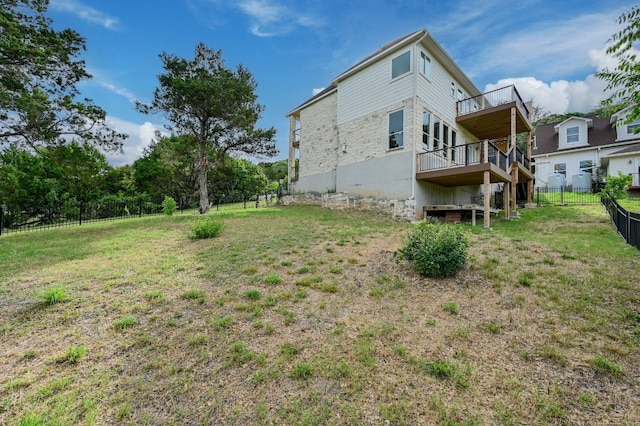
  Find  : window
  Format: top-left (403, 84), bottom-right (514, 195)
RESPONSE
top-left (451, 130), bottom-right (457, 161)
top-left (627, 121), bottom-right (640, 134)
top-left (422, 111), bottom-right (431, 150)
top-left (391, 51), bottom-right (411, 79)
top-left (388, 110), bottom-right (404, 149)
top-left (566, 126), bottom-right (579, 143)
top-left (450, 82), bottom-right (456, 97)
top-left (554, 163), bottom-right (566, 176)
top-left (419, 51), bottom-right (431, 78)
top-left (433, 116), bottom-right (441, 150)
top-left (579, 160), bottom-right (593, 172)
top-left (457, 89), bottom-right (464, 102)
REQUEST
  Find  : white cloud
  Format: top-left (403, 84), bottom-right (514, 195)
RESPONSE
top-left (50, 0), bottom-right (119, 30)
top-left (312, 87), bottom-right (325, 96)
top-left (104, 117), bottom-right (164, 166)
top-left (234, 0), bottom-right (321, 37)
top-left (97, 81), bottom-right (138, 103)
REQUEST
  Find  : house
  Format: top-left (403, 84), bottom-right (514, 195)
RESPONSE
top-left (286, 29), bottom-right (533, 227)
top-left (532, 108), bottom-right (640, 190)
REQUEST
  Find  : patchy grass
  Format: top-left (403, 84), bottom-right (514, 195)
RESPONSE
top-left (0, 205), bottom-right (639, 424)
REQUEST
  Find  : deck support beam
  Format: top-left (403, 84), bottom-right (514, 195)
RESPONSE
top-left (484, 170), bottom-right (490, 229)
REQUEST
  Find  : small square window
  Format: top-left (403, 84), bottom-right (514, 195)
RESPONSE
top-left (391, 51), bottom-right (411, 79)
top-left (566, 126), bottom-right (579, 143)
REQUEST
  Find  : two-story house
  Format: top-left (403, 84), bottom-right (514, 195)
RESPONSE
top-left (533, 108), bottom-right (640, 189)
top-left (286, 29), bottom-right (533, 227)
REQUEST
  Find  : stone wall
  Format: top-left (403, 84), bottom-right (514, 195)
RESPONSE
top-left (282, 192), bottom-right (417, 222)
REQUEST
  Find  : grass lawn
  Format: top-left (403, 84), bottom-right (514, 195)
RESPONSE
top-left (0, 205), bottom-right (639, 425)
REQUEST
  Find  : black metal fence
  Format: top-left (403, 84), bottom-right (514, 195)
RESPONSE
top-left (534, 186), bottom-right (602, 206)
top-left (601, 196), bottom-right (640, 250)
top-left (0, 193), bottom-right (279, 236)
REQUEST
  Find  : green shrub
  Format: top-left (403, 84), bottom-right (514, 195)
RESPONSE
top-left (604, 171), bottom-right (632, 200)
top-left (189, 218), bottom-right (223, 239)
top-left (162, 196), bottom-right (177, 216)
top-left (398, 222), bottom-right (469, 278)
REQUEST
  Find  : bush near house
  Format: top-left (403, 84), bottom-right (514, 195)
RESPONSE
top-left (398, 222), bottom-right (469, 278)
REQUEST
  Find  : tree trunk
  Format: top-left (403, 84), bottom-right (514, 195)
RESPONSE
top-left (198, 142), bottom-right (210, 214)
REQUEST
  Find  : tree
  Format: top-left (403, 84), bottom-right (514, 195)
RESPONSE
top-left (137, 43), bottom-right (277, 213)
top-left (0, 0), bottom-right (126, 151)
top-left (596, 6), bottom-right (640, 127)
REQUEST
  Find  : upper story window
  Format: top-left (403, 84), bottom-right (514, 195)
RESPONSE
top-left (450, 82), bottom-right (456, 97)
top-left (419, 51), bottom-right (431, 78)
top-left (627, 120), bottom-right (640, 134)
top-left (388, 109), bottom-right (404, 149)
top-left (422, 111), bottom-right (431, 150)
top-left (566, 126), bottom-right (579, 143)
top-left (433, 116), bottom-right (441, 150)
top-left (391, 51), bottom-right (411, 79)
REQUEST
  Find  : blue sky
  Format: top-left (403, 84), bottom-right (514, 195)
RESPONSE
top-left (46, 0), bottom-right (633, 166)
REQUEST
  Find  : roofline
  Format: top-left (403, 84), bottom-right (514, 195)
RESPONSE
top-left (531, 139), bottom-right (640, 158)
top-left (553, 116), bottom-right (593, 132)
top-left (286, 84), bottom-right (337, 117)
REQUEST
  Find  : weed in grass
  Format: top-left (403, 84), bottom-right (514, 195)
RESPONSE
top-left (65, 345), bottom-right (87, 364)
top-left (228, 341), bottom-right (255, 366)
top-left (281, 309), bottom-right (296, 325)
top-left (325, 245), bottom-right (334, 253)
top-left (426, 319), bottom-right (437, 326)
top-left (296, 266), bottom-right (310, 274)
top-left (17, 414), bottom-right (47, 425)
top-left (590, 355), bottom-right (622, 377)
top-left (23, 349), bottom-right (37, 359)
top-left (189, 218), bottom-right (224, 239)
top-left (293, 363), bottom-right (313, 380)
top-left (41, 286), bottom-right (69, 305)
top-left (380, 401), bottom-right (412, 425)
top-left (189, 335), bottom-right (207, 347)
top-left (453, 325), bottom-right (470, 340)
top-left (243, 266), bottom-right (258, 275)
top-left (244, 289), bottom-right (261, 300)
top-left (295, 288), bottom-right (308, 300)
top-left (484, 322), bottom-right (501, 334)
top-left (329, 266), bottom-right (343, 274)
top-left (5, 376), bottom-right (35, 390)
top-left (534, 388), bottom-right (567, 423)
top-left (369, 287), bottom-right (384, 298)
top-left (519, 271), bottom-right (534, 287)
top-left (144, 290), bottom-right (165, 303)
top-left (443, 302), bottom-right (459, 315)
top-left (579, 392), bottom-right (596, 406)
top-left (494, 401), bottom-right (521, 425)
top-left (263, 295), bottom-right (277, 307)
top-left (319, 282), bottom-right (338, 293)
top-left (538, 344), bottom-right (567, 366)
top-left (542, 257), bottom-right (555, 265)
top-left (424, 359), bottom-right (471, 388)
top-left (265, 274), bottom-right (283, 285)
top-left (333, 360), bottom-right (352, 378)
top-left (280, 343), bottom-right (301, 359)
top-left (213, 315), bottom-right (234, 330)
top-left (114, 315), bottom-right (138, 330)
top-left (281, 260), bottom-right (293, 266)
top-left (181, 289), bottom-right (205, 302)
top-left (264, 323), bottom-right (276, 334)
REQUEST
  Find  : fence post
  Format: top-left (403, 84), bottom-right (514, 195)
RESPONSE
top-left (0, 207), bottom-right (3, 236)
top-left (139, 199), bottom-right (143, 218)
top-left (244, 195), bottom-right (247, 209)
top-left (628, 209), bottom-right (632, 245)
top-left (79, 202), bottom-right (83, 226)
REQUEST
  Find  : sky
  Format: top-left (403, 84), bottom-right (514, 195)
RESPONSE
top-left (45, 0), bottom-right (635, 166)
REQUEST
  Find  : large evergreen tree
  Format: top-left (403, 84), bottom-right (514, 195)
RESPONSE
top-left (0, 0), bottom-right (125, 151)
top-left (137, 43), bottom-right (277, 213)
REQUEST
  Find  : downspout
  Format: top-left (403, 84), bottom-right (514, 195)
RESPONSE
top-left (411, 32), bottom-right (428, 204)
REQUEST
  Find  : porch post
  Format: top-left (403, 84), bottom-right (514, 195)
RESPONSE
top-left (527, 131), bottom-right (533, 204)
top-left (483, 170), bottom-right (490, 229)
top-left (510, 106), bottom-right (517, 214)
top-left (288, 115), bottom-right (297, 187)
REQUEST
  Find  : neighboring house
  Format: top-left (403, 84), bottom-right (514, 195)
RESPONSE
top-left (532, 108), bottom-right (640, 189)
top-left (286, 29), bottom-right (533, 226)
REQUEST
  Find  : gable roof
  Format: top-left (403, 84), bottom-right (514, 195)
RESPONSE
top-left (287, 28), bottom-right (481, 117)
top-left (533, 115), bottom-right (616, 156)
top-left (552, 116), bottom-right (592, 133)
top-left (606, 143), bottom-right (640, 157)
